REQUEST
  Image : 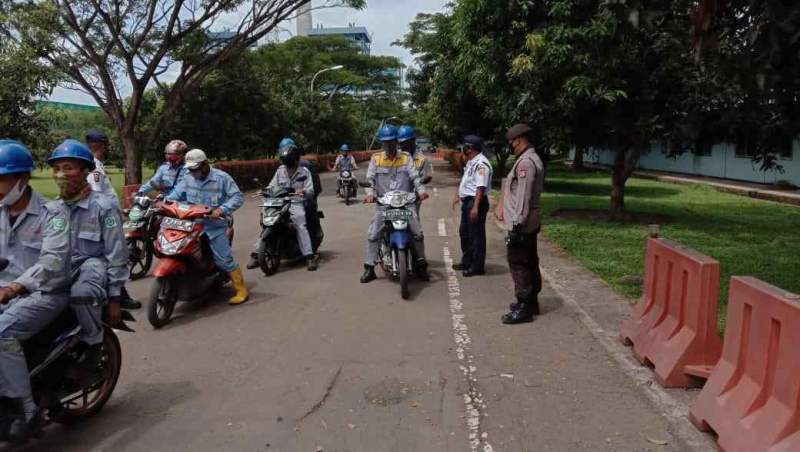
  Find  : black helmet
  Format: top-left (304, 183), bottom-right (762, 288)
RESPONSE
top-left (279, 144), bottom-right (300, 166)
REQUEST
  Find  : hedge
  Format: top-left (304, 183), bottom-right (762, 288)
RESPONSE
top-left (214, 150), bottom-right (375, 190)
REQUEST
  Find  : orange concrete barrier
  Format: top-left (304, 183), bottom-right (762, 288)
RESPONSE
top-left (620, 238), bottom-right (722, 387)
top-left (122, 184), bottom-right (141, 210)
top-left (689, 277), bottom-right (800, 452)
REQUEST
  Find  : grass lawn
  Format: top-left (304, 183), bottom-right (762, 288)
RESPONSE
top-left (30, 166), bottom-right (155, 200)
top-left (538, 165), bottom-right (800, 331)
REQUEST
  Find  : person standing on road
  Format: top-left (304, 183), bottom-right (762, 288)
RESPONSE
top-left (452, 135), bottom-right (492, 277)
top-left (360, 124), bottom-right (429, 283)
top-left (84, 129), bottom-right (142, 311)
top-left (498, 124), bottom-right (544, 325)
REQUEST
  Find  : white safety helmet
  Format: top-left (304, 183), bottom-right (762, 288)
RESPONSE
top-left (184, 149), bottom-right (208, 170)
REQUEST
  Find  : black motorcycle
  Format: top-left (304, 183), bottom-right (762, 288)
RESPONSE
top-left (255, 185), bottom-right (324, 276)
top-left (337, 169), bottom-right (358, 205)
top-left (0, 258), bottom-right (135, 443)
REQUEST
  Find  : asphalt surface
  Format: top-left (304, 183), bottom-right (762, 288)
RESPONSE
top-left (8, 160), bottom-right (696, 452)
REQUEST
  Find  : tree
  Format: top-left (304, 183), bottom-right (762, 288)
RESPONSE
top-left (8, 0), bottom-right (364, 183)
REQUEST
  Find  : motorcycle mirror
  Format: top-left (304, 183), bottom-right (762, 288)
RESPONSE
top-left (0, 258), bottom-right (8, 272)
top-left (358, 181), bottom-right (372, 188)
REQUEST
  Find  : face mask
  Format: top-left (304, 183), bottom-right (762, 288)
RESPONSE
top-left (0, 179), bottom-right (26, 207)
top-left (190, 169), bottom-right (204, 180)
top-left (166, 154), bottom-right (181, 164)
top-left (54, 171), bottom-right (89, 200)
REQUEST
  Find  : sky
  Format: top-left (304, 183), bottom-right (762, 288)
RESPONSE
top-left (49, 0), bottom-right (450, 105)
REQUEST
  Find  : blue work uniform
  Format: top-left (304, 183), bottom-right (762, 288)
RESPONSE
top-left (458, 152), bottom-right (492, 273)
top-left (67, 191), bottom-right (129, 345)
top-left (364, 151), bottom-right (426, 265)
top-left (138, 162), bottom-right (186, 196)
top-left (0, 190), bottom-right (71, 398)
top-left (267, 165), bottom-right (315, 256)
top-left (166, 168), bottom-right (244, 272)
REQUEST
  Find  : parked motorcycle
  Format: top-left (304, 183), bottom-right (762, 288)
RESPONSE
top-left (0, 258), bottom-right (135, 443)
top-left (255, 185), bottom-right (324, 276)
top-left (124, 195), bottom-right (159, 280)
top-left (337, 169), bottom-right (358, 205)
top-left (361, 183), bottom-right (420, 299)
top-left (147, 200), bottom-right (232, 328)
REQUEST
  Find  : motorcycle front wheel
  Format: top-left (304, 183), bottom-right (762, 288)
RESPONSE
top-left (57, 328), bottom-right (122, 423)
top-left (257, 235), bottom-right (281, 276)
top-left (148, 276), bottom-right (177, 328)
top-left (127, 236), bottom-right (153, 280)
top-left (398, 248), bottom-right (410, 300)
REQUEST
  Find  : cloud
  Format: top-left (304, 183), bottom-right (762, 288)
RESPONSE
top-left (49, 0), bottom-right (449, 105)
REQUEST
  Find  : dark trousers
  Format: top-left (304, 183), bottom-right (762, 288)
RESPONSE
top-left (459, 196), bottom-right (489, 272)
top-left (507, 232), bottom-right (542, 302)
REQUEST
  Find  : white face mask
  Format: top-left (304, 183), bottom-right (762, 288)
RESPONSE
top-left (0, 179), bottom-right (26, 208)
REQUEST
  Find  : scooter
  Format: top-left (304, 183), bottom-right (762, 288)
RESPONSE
top-left (124, 195), bottom-right (160, 280)
top-left (255, 185), bottom-right (324, 276)
top-left (0, 258), bottom-right (135, 443)
top-left (360, 183), bottom-right (420, 299)
top-left (147, 200), bottom-right (232, 328)
top-left (337, 169), bottom-right (358, 205)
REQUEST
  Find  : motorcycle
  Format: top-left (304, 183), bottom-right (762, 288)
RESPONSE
top-left (0, 258), bottom-right (135, 443)
top-left (360, 183), bottom-right (420, 300)
top-left (337, 169), bottom-right (358, 205)
top-left (255, 185), bottom-right (324, 276)
top-left (124, 195), bottom-right (160, 280)
top-left (147, 200), bottom-right (232, 328)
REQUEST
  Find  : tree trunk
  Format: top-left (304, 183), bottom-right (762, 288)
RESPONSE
top-left (609, 146), bottom-right (641, 220)
top-left (572, 145), bottom-right (585, 170)
top-left (121, 132), bottom-right (143, 185)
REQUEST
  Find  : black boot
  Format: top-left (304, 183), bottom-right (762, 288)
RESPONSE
top-left (120, 286), bottom-right (142, 310)
top-left (306, 254), bottom-right (319, 271)
top-left (415, 259), bottom-right (430, 281)
top-left (502, 302), bottom-right (536, 324)
top-left (509, 296), bottom-right (540, 314)
top-left (6, 399), bottom-right (43, 443)
top-left (360, 264), bottom-right (376, 283)
top-left (246, 252), bottom-right (259, 270)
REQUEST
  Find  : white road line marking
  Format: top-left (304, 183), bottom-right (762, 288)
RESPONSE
top-left (443, 245), bottom-right (494, 452)
top-left (540, 267), bottom-right (717, 451)
top-left (433, 187), bottom-right (439, 197)
top-left (438, 218), bottom-right (447, 237)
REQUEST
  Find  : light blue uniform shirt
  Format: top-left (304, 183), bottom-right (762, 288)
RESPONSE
top-left (0, 190), bottom-right (70, 293)
top-left (166, 167), bottom-right (244, 230)
top-left (138, 162), bottom-right (186, 196)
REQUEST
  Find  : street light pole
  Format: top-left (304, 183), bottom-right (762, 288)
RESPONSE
top-left (310, 65), bottom-right (344, 93)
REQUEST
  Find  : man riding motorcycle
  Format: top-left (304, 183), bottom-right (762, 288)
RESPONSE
top-left (360, 124), bottom-right (429, 283)
top-left (0, 140), bottom-right (71, 441)
top-left (137, 139), bottom-right (188, 197)
top-left (165, 149), bottom-right (248, 304)
top-left (331, 144), bottom-right (358, 196)
top-left (47, 139), bottom-right (129, 379)
top-left (248, 144), bottom-right (319, 271)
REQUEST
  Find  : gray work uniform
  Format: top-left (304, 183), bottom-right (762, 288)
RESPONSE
top-left (412, 152), bottom-right (432, 217)
top-left (364, 151), bottom-right (426, 265)
top-left (67, 191), bottom-right (129, 345)
top-left (502, 147), bottom-right (545, 302)
top-left (0, 191), bottom-right (70, 399)
top-left (268, 165), bottom-right (315, 256)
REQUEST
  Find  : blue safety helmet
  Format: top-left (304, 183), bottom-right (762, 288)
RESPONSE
top-left (397, 125), bottom-right (416, 143)
top-left (278, 137), bottom-right (295, 150)
top-left (340, 144), bottom-right (350, 152)
top-left (377, 124), bottom-right (398, 142)
top-left (0, 140), bottom-right (36, 176)
top-left (48, 139), bottom-right (96, 170)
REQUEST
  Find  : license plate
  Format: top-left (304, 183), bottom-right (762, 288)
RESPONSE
top-left (124, 221), bottom-right (144, 229)
top-left (383, 209), bottom-right (412, 221)
top-left (161, 217), bottom-right (194, 232)
top-left (261, 199), bottom-right (284, 207)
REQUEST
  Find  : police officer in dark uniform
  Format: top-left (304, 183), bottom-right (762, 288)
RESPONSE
top-left (499, 124), bottom-right (545, 324)
top-left (452, 135), bottom-right (492, 277)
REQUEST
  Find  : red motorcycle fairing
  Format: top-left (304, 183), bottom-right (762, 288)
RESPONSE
top-left (125, 228), bottom-right (146, 239)
top-left (152, 258), bottom-right (187, 277)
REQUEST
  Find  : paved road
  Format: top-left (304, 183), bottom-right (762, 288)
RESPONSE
top-left (10, 161), bottom-right (692, 452)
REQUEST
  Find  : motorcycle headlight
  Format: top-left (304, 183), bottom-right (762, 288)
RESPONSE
top-left (342, 171), bottom-right (351, 178)
top-left (262, 214), bottom-right (280, 227)
top-left (391, 220), bottom-right (409, 230)
top-left (158, 235), bottom-right (181, 255)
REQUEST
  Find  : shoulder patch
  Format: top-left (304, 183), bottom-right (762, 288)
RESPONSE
top-left (104, 215), bottom-right (119, 229)
top-left (47, 216), bottom-right (67, 232)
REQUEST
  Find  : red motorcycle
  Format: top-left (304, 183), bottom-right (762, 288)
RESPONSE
top-left (147, 200), bottom-right (232, 328)
top-left (124, 195), bottom-right (160, 280)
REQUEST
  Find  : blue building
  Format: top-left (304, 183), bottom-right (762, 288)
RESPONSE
top-left (307, 25), bottom-right (372, 54)
top-left (573, 143), bottom-right (800, 186)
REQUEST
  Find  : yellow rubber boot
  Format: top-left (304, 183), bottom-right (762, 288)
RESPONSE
top-left (228, 267), bottom-right (249, 305)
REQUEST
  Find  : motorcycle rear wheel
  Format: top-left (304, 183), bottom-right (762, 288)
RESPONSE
top-left (148, 277), bottom-right (177, 328)
top-left (57, 329), bottom-right (122, 424)
top-left (127, 237), bottom-right (153, 280)
top-left (258, 237), bottom-right (280, 276)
